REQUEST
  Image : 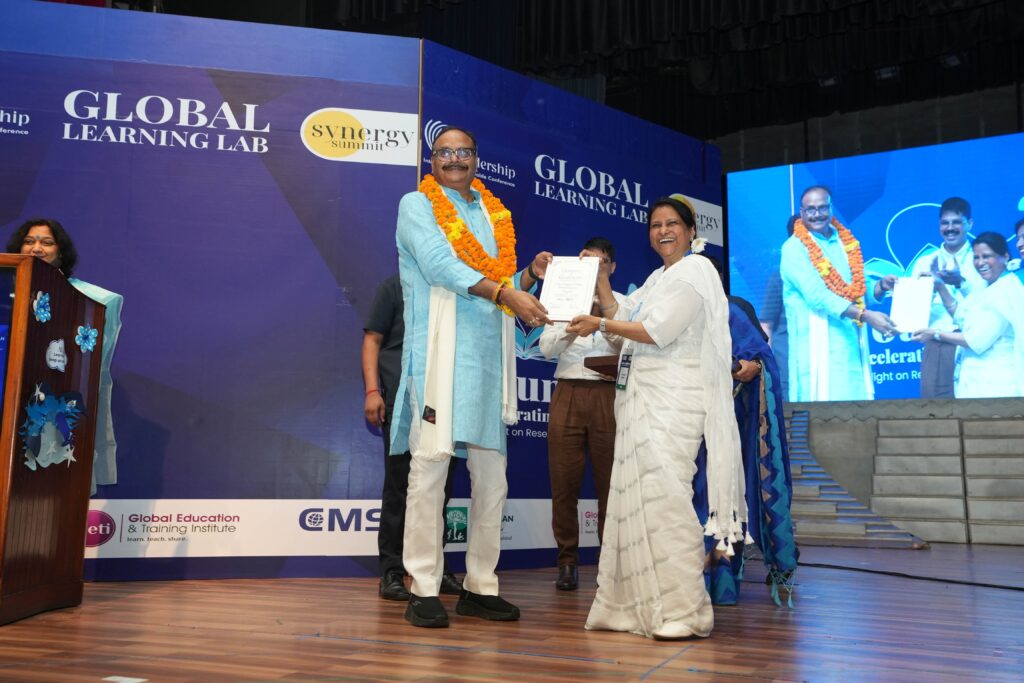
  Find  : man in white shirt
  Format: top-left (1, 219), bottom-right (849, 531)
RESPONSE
top-left (539, 237), bottom-right (623, 591)
top-left (907, 197), bottom-right (984, 397)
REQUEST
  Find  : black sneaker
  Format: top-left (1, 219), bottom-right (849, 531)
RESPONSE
top-left (455, 590), bottom-right (520, 621)
top-left (439, 571), bottom-right (464, 595)
top-left (379, 572), bottom-right (411, 601)
top-left (405, 594), bottom-right (449, 628)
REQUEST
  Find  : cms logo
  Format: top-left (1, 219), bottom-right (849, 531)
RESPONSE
top-left (299, 507), bottom-right (381, 532)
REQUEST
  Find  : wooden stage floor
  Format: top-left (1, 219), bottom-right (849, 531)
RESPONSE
top-left (1, 544), bottom-right (1022, 682)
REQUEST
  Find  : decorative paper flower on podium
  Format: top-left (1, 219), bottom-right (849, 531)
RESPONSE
top-left (75, 324), bottom-right (98, 352)
top-left (32, 291), bottom-right (51, 323)
top-left (19, 382), bottom-right (85, 471)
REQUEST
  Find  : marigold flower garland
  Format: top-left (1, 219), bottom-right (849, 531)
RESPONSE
top-left (794, 217), bottom-right (867, 322)
top-left (420, 173), bottom-right (517, 315)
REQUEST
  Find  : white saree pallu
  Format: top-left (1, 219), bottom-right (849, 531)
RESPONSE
top-left (585, 355), bottom-right (714, 639)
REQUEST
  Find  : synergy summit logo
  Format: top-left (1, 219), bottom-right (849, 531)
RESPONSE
top-left (300, 107), bottom-right (417, 166)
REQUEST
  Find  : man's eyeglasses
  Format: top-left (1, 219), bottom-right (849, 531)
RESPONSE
top-left (801, 204), bottom-right (831, 217)
top-left (432, 147), bottom-right (477, 161)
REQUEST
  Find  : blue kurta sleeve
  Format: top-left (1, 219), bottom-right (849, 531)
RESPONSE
top-left (396, 192), bottom-right (487, 298)
top-left (780, 237), bottom-right (854, 319)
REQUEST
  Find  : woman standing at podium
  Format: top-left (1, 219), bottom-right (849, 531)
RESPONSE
top-left (566, 197), bottom-right (745, 640)
top-left (6, 218), bottom-right (124, 492)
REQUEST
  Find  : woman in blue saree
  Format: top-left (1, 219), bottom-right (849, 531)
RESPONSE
top-left (694, 295), bottom-right (799, 607)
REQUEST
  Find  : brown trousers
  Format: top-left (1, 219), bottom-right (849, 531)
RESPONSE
top-left (920, 338), bottom-right (956, 398)
top-left (547, 378), bottom-right (616, 567)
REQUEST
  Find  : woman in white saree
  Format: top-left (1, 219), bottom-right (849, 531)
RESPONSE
top-left (912, 231), bottom-right (1024, 398)
top-left (567, 197), bottom-right (746, 640)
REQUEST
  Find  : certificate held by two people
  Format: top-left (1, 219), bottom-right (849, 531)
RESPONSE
top-left (538, 256), bottom-right (601, 322)
top-left (889, 275), bottom-right (934, 333)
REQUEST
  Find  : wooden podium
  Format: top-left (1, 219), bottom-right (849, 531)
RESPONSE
top-left (583, 354), bottom-right (619, 379)
top-left (0, 255), bottom-right (105, 625)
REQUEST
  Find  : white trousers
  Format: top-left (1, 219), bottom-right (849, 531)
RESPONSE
top-left (403, 445), bottom-right (508, 597)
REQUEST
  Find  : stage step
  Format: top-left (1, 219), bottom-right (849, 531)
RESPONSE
top-left (795, 520), bottom-right (866, 536)
top-left (786, 410), bottom-right (925, 550)
top-left (796, 534), bottom-right (928, 549)
top-left (792, 500), bottom-right (837, 514)
top-left (792, 472), bottom-right (835, 482)
top-left (792, 484), bottom-right (820, 498)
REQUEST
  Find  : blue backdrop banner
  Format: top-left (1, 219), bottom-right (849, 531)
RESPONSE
top-left (0, 3), bottom-right (721, 579)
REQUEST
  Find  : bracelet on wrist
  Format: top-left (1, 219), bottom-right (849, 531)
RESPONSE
top-left (366, 388), bottom-right (380, 396)
top-left (491, 282), bottom-right (507, 304)
top-left (527, 263), bottom-right (542, 281)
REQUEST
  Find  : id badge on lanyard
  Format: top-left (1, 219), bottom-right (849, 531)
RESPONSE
top-left (615, 353), bottom-right (632, 390)
top-left (616, 300), bottom-right (644, 390)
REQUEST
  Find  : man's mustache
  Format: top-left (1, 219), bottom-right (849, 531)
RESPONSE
top-left (443, 163), bottom-right (469, 171)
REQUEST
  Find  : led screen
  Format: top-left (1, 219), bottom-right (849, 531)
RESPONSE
top-left (727, 133), bottom-right (1024, 402)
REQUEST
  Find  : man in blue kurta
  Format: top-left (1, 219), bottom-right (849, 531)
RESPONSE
top-left (391, 126), bottom-right (551, 628)
top-left (781, 186), bottom-right (897, 402)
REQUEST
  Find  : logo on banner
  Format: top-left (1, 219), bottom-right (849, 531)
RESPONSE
top-left (0, 108), bottom-right (31, 137)
top-left (301, 108), bottom-right (417, 166)
top-left (533, 154), bottom-right (649, 224)
top-left (423, 119), bottom-right (517, 188)
top-left (670, 193), bottom-right (724, 245)
top-left (500, 513), bottom-right (514, 542)
top-left (445, 506), bottom-right (468, 543)
top-left (505, 374), bottom-right (552, 437)
top-left (298, 506), bottom-right (381, 532)
top-left (423, 119), bottom-right (447, 149)
top-left (61, 90), bottom-right (270, 153)
top-left (85, 510), bottom-right (116, 547)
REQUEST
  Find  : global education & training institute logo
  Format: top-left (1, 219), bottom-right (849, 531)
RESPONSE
top-left (85, 509), bottom-right (116, 547)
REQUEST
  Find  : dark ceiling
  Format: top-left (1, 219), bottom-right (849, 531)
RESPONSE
top-left (144, 0), bottom-right (1024, 141)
